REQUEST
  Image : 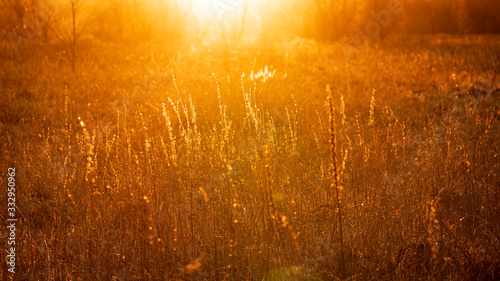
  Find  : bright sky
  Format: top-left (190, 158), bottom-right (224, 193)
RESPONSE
top-left (189, 0), bottom-right (250, 21)
top-left (187, 0), bottom-right (277, 22)
top-left (184, 0), bottom-right (291, 45)
top-left (184, 0), bottom-right (262, 43)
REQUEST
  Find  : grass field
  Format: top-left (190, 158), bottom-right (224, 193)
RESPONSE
top-left (1, 34), bottom-right (500, 280)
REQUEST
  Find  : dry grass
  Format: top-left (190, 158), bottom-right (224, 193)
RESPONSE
top-left (1, 35), bottom-right (500, 280)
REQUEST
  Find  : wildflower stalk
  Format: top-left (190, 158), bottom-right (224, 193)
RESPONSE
top-left (328, 95), bottom-right (345, 279)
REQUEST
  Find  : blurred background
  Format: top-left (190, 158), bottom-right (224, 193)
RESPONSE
top-left (1, 0), bottom-right (500, 57)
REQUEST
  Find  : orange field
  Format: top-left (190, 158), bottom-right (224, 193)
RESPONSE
top-left (1, 0), bottom-right (500, 280)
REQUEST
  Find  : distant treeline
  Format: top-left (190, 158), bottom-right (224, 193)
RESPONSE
top-left (1, 0), bottom-right (499, 50)
top-left (301, 0), bottom-right (500, 43)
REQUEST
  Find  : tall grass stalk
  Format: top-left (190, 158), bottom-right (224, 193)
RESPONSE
top-left (328, 95), bottom-right (345, 279)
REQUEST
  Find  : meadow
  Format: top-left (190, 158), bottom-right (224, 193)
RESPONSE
top-left (1, 34), bottom-right (500, 280)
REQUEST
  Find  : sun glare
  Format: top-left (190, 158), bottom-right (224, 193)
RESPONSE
top-left (189, 0), bottom-right (250, 21)
top-left (185, 0), bottom-right (271, 44)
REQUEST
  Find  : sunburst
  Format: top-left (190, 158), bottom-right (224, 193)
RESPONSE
top-left (189, 0), bottom-right (249, 21)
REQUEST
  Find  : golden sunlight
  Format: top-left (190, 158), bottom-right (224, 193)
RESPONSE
top-left (189, 0), bottom-right (251, 21)
top-left (186, 0), bottom-right (275, 45)
top-left (2, 0), bottom-right (500, 279)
